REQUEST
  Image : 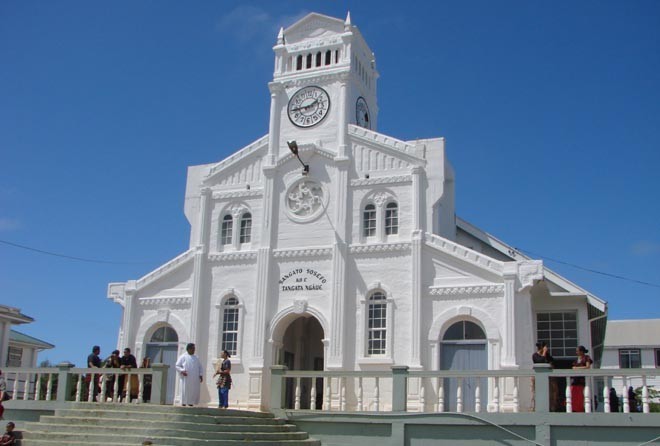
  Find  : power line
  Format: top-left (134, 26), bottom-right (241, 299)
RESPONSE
top-left (519, 248), bottom-right (660, 289)
top-left (0, 239), bottom-right (148, 265)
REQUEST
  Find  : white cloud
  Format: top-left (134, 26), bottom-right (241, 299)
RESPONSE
top-left (0, 218), bottom-right (20, 232)
top-left (216, 6), bottom-right (309, 45)
top-left (630, 241), bottom-right (660, 256)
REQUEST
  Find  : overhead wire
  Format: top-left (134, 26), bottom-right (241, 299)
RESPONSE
top-left (0, 238), bottom-right (149, 265)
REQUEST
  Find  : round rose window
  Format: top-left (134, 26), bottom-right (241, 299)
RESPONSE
top-left (285, 179), bottom-right (326, 222)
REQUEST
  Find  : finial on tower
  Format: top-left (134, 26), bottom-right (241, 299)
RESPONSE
top-left (277, 27), bottom-right (285, 45)
top-left (344, 11), bottom-right (352, 31)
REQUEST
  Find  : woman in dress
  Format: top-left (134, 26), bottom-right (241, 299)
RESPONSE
top-left (214, 350), bottom-right (232, 409)
top-left (571, 345), bottom-right (592, 412)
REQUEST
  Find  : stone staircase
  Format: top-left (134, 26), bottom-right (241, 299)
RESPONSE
top-left (20, 403), bottom-right (320, 445)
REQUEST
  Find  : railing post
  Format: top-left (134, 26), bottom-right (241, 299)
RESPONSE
top-left (270, 365), bottom-right (287, 413)
top-left (56, 362), bottom-right (75, 403)
top-left (391, 366), bottom-right (409, 412)
top-left (533, 364), bottom-right (552, 414)
top-left (150, 364), bottom-right (169, 405)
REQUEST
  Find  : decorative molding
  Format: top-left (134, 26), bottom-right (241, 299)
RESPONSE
top-left (349, 242), bottom-right (411, 255)
top-left (351, 175), bottom-right (412, 187)
top-left (136, 250), bottom-right (195, 290)
top-left (518, 260), bottom-right (544, 291)
top-left (372, 191), bottom-right (391, 208)
top-left (428, 285), bottom-right (505, 297)
top-left (287, 36), bottom-right (343, 53)
top-left (212, 189), bottom-right (263, 200)
top-left (277, 143), bottom-right (336, 167)
top-left (208, 251), bottom-right (258, 262)
top-left (424, 232), bottom-right (504, 274)
top-left (348, 125), bottom-right (424, 162)
top-left (277, 69), bottom-right (350, 88)
top-left (138, 296), bottom-right (192, 306)
top-left (273, 247), bottom-right (333, 258)
top-left (293, 299), bottom-right (308, 314)
top-left (203, 135), bottom-right (269, 183)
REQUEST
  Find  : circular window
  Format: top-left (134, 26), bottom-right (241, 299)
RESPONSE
top-left (285, 178), bottom-right (327, 223)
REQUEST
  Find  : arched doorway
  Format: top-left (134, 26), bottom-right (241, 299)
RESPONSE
top-left (440, 320), bottom-right (487, 411)
top-left (145, 325), bottom-right (178, 404)
top-left (279, 316), bottom-right (324, 409)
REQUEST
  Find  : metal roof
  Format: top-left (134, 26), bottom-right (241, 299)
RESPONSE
top-left (10, 330), bottom-right (55, 350)
top-left (603, 319), bottom-right (660, 348)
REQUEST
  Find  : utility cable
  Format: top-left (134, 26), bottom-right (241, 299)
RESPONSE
top-left (0, 238), bottom-right (148, 265)
top-left (518, 248), bottom-right (660, 289)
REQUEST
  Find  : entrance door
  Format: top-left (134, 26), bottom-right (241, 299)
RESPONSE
top-left (145, 326), bottom-right (179, 404)
top-left (280, 316), bottom-right (324, 409)
top-left (441, 321), bottom-right (487, 411)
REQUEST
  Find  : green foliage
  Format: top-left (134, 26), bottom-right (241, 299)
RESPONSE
top-left (634, 386), bottom-right (660, 412)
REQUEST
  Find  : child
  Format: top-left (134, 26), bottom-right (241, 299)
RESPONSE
top-left (0, 422), bottom-right (16, 446)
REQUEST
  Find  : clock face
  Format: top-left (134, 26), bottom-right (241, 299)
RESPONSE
top-left (356, 97), bottom-right (370, 129)
top-left (287, 86), bottom-right (330, 128)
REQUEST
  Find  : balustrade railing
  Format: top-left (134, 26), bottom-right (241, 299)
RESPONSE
top-left (2, 363), bottom-right (169, 405)
top-left (270, 365), bottom-right (659, 415)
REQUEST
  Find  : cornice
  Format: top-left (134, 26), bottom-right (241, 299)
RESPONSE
top-left (286, 35), bottom-right (344, 52)
top-left (351, 175), bottom-right (412, 187)
top-left (273, 247), bottom-right (333, 259)
top-left (277, 144), bottom-right (336, 166)
top-left (348, 125), bottom-right (425, 163)
top-left (136, 250), bottom-right (195, 290)
top-left (428, 285), bottom-right (505, 298)
top-left (203, 135), bottom-right (269, 183)
top-left (138, 296), bottom-right (191, 306)
top-left (212, 189), bottom-right (264, 200)
top-left (274, 68), bottom-right (351, 87)
top-left (424, 232), bottom-right (504, 274)
top-left (208, 251), bottom-right (258, 263)
top-left (349, 242), bottom-right (412, 255)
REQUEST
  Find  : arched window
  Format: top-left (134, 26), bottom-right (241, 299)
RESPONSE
top-left (363, 204), bottom-right (376, 237)
top-left (296, 55), bottom-right (303, 71)
top-left (315, 51), bottom-right (322, 67)
top-left (385, 202), bottom-right (398, 235)
top-left (150, 326), bottom-right (178, 343)
top-left (367, 292), bottom-right (387, 356)
top-left (335, 49), bottom-right (339, 63)
top-left (240, 212), bottom-right (252, 244)
top-left (306, 53), bottom-right (312, 69)
top-left (221, 297), bottom-right (240, 356)
top-left (443, 320), bottom-right (486, 341)
top-left (221, 214), bottom-right (233, 245)
top-left (325, 50), bottom-right (331, 65)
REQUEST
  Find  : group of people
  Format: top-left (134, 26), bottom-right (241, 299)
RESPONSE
top-left (175, 343), bottom-right (232, 409)
top-left (86, 345), bottom-right (149, 402)
top-left (533, 341), bottom-right (593, 412)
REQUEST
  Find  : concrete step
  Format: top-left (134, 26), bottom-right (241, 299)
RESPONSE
top-left (34, 416), bottom-right (300, 432)
top-left (25, 423), bottom-right (310, 441)
top-left (64, 402), bottom-right (276, 418)
top-left (54, 408), bottom-right (287, 425)
top-left (21, 431), bottom-right (321, 446)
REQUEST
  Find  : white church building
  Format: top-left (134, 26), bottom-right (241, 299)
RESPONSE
top-left (108, 12), bottom-right (607, 410)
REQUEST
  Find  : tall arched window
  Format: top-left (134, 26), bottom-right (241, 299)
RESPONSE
top-left (240, 212), bottom-right (252, 244)
top-left (221, 214), bottom-right (233, 245)
top-left (315, 51), bottom-right (322, 67)
top-left (363, 204), bottom-right (376, 237)
top-left (385, 202), bottom-right (398, 235)
top-left (306, 53), bottom-right (312, 69)
top-left (296, 55), bottom-right (303, 71)
top-left (325, 50), bottom-right (331, 65)
top-left (221, 297), bottom-right (240, 356)
top-left (367, 292), bottom-right (387, 356)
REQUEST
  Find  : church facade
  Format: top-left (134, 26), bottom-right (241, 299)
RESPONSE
top-left (108, 13), bottom-right (607, 410)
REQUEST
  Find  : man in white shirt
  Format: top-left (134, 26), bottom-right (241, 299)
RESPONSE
top-left (175, 343), bottom-right (203, 406)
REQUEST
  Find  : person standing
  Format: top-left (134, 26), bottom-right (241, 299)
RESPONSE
top-left (87, 346), bottom-right (102, 401)
top-left (571, 345), bottom-right (592, 412)
top-left (531, 341), bottom-right (555, 411)
top-left (175, 343), bottom-right (203, 406)
top-left (119, 348), bottom-right (138, 401)
top-left (214, 350), bottom-right (232, 409)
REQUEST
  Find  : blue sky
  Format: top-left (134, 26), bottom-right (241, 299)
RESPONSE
top-left (1, 1), bottom-right (658, 366)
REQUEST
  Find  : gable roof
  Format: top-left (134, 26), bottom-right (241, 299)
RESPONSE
top-left (0, 305), bottom-right (34, 324)
top-left (604, 319), bottom-right (660, 347)
top-left (10, 330), bottom-right (54, 350)
top-left (456, 216), bottom-right (607, 312)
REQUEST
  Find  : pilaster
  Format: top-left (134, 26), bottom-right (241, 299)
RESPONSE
top-left (410, 230), bottom-right (423, 367)
top-left (411, 166), bottom-right (423, 231)
top-left (267, 83), bottom-right (284, 164)
top-left (252, 247), bottom-right (272, 363)
top-left (121, 281), bottom-right (136, 349)
top-left (502, 262), bottom-right (518, 367)
top-left (189, 247), bottom-right (206, 344)
top-left (328, 241), bottom-right (347, 368)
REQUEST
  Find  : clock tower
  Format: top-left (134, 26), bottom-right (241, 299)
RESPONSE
top-left (266, 12), bottom-right (379, 162)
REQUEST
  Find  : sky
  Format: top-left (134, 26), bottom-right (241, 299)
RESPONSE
top-left (1, 1), bottom-right (659, 366)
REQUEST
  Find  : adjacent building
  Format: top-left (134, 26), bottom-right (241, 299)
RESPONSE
top-left (108, 12), bottom-right (607, 409)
